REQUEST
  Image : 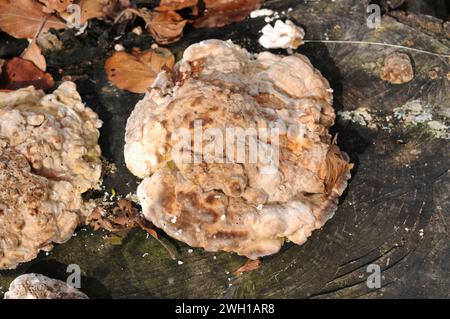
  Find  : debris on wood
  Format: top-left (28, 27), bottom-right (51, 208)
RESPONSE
top-left (380, 52), bottom-right (414, 84)
top-left (105, 47), bottom-right (175, 93)
top-left (36, 31), bottom-right (63, 52)
top-left (88, 199), bottom-right (176, 259)
top-left (235, 259), bottom-right (261, 275)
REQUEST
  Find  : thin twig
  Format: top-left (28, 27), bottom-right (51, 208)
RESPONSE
top-left (303, 39), bottom-right (450, 59)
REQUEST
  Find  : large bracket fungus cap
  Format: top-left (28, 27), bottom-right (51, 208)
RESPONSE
top-left (125, 40), bottom-right (352, 259)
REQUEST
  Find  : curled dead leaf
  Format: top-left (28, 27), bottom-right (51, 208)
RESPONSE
top-left (0, 0), bottom-right (67, 39)
top-left (0, 57), bottom-right (54, 91)
top-left (193, 0), bottom-right (261, 28)
top-left (21, 40), bottom-right (47, 71)
top-left (157, 0), bottom-right (198, 14)
top-left (148, 10), bottom-right (187, 45)
top-left (39, 0), bottom-right (73, 13)
top-left (105, 47), bottom-right (175, 93)
top-left (74, 0), bottom-right (130, 24)
top-left (323, 144), bottom-right (354, 195)
top-left (235, 258), bottom-right (261, 275)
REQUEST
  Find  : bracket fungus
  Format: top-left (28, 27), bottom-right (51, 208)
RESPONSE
top-left (4, 273), bottom-right (88, 299)
top-left (125, 40), bottom-right (352, 259)
top-left (0, 82), bottom-right (102, 269)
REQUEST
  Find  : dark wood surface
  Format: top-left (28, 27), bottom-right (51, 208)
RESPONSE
top-left (0, 0), bottom-right (449, 298)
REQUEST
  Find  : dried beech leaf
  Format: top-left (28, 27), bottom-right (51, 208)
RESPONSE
top-left (39, 0), bottom-right (73, 13)
top-left (193, 0), bottom-right (261, 28)
top-left (157, 0), bottom-right (198, 11)
top-left (0, 57), bottom-right (54, 91)
top-left (21, 40), bottom-right (47, 71)
top-left (235, 259), bottom-right (261, 275)
top-left (76, 0), bottom-right (130, 23)
top-left (148, 10), bottom-right (187, 44)
top-left (76, 0), bottom-right (109, 23)
top-left (105, 48), bottom-right (175, 93)
top-left (323, 145), bottom-right (353, 194)
top-left (0, 0), bottom-right (67, 39)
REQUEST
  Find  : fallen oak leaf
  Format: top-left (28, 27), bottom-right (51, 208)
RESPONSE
top-left (0, 0), bottom-right (67, 39)
top-left (193, 0), bottom-right (261, 29)
top-left (234, 258), bottom-right (261, 275)
top-left (105, 47), bottom-right (175, 93)
top-left (0, 57), bottom-right (54, 91)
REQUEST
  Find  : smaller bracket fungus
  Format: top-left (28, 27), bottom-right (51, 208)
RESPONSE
top-left (380, 52), bottom-right (414, 84)
top-left (0, 82), bottom-right (102, 269)
top-left (4, 274), bottom-right (88, 299)
top-left (125, 40), bottom-right (352, 259)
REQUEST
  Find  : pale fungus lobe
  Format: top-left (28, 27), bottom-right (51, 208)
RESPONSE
top-left (0, 82), bottom-right (102, 269)
top-left (258, 20), bottom-right (305, 50)
top-left (125, 40), bottom-right (353, 259)
top-left (4, 274), bottom-right (89, 299)
top-left (380, 52), bottom-right (414, 84)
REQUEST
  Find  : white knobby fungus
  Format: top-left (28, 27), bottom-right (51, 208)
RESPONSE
top-left (258, 20), bottom-right (305, 50)
top-left (125, 40), bottom-right (352, 259)
top-left (0, 82), bottom-right (102, 269)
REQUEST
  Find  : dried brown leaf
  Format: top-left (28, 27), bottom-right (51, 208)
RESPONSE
top-left (193, 0), bottom-right (261, 28)
top-left (148, 10), bottom-right (187, 44)
top-left (75, 0), bottom-right (130, 23)
top-left (39, 0), bottom-right (73, 13)
top-left (235, 259), bottom-right (261, 275)
top-left (21, 40), bottom-right (46, 71)
top-left (323, 145), bottom-right (353, 195)
top-left (0, 0), bottom-right (67, 39)
top-left (157, 0), bottom-right (198, 12)
top-left (0, 57), bottom-right (54, 91)
top-left (105, 47), bottom-right (175, 93)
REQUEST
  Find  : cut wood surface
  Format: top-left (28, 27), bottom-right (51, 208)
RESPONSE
top-left (0, 0), bottom-right (449, 298)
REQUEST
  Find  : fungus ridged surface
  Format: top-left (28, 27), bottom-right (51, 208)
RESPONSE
top-left (125, 40), bottom-right (352, 259)
top-left (0, 82), bottom-right (102, 269)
